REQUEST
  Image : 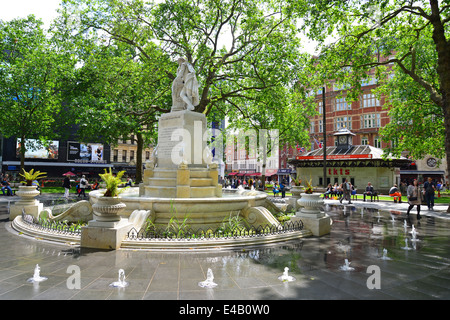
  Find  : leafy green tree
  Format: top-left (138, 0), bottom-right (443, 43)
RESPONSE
top-left (58, 0), bottom-right (310, 116)
top-left (291, 0), bottom-right (450, 206)
top-left (54, 0), bottom-right (313, 180)
top-left (0, 15), bottom-right (76, 172)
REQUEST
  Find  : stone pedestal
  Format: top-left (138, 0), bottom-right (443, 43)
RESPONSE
top-left (81, 196), bottom-right (131, 249)
top-left (157, 110), bottom-right (207, 168)
top-left (81, 219), bottom-right (133, 250)
top-left (9, 186), bottom-right (43, 221)
top-left (293, 215), bottom-right (331, 237)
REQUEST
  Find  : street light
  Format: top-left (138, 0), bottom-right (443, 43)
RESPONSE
top-left (322, 86), bottom-right (327, 187)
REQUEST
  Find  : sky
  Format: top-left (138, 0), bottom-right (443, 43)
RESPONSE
top-left (0, 0), bottom-right (320, 54)
top-left (0, 0), bottom-right (61, 28)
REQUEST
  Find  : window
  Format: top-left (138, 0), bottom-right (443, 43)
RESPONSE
top-left (130, 150), bottom-right (135, 162)
top-left (334, 97), bottom-right (350, 111)
top-left (145, 151), bottom-right (150, 160)
top-left (310, 121), bottom-right (315, 133)
top-left (361, 136), bottom-right (368, 145)
top-left (361, 114), bottom-right (381, 128)
top-left (318, 101), bottom-right (323, 115)
top-left (122, 150), bottom-right (127, 162)
top-left (318, 120), bottom-right (323, 133)
top-left (361, 78), bottom-right (377, 86)
top-left (113, 149), bottom-right (118, 162)
top-left (374, 136), bottom-right (381, 148)
top-left (334, 117), bottom-right (352, 131)
top-left (361, 93), bottom-right (380, 108)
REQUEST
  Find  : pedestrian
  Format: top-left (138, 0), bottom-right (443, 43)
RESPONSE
top-left (339, 179), bottom-right (352, 204)
top-left (406, 179), bottom-right (421, 220)
top-left (280, 180), bottom-right (286, 198)
top-left (423, 177), bottom-right (436, 210)
top-left (62, 175), bottom-right (71, 199)
top-left (78, 175), bottom-right (89, 199)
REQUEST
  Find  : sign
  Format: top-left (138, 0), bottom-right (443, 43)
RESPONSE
top-left (328, 168), bottom-right (351, 176)
top-left (67, 142), bottom-right (106, 163)
top-left (16, 139), bottom-right (59, 159)
top-left (277, 169), bottom-right (292, 174)
top-left (296, 154), bottom-right (373, 160)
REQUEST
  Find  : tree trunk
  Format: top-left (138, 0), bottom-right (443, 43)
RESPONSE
top-left (135, 132), bottom-right (144, 184)
top-left (429, 0), bottom-right (450, 211)
top-left (19, 135), bottom-right (26, 174)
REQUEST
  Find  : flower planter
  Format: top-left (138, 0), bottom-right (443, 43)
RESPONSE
top-left (16, 186), bottom-right (40, 205)
top-left (92, 197), bottom-right (126, 222)
top-left (297, 193), bottom-right (324, 217)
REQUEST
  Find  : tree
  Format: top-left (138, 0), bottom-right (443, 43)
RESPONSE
top-left (291, 0), bottom-right (450, 208)
top-left (58, 0), bottom-right (309, 116)
top-left (0, 15), bottom-right (76, 172)
top-left (55, 0), bottom-right (312, 179)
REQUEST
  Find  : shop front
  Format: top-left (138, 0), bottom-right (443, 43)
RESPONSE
top-left (288, 129), bottom-right (410, 194)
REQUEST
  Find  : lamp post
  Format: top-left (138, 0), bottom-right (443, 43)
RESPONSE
top-left (322, 86), bottom-right (327, 187)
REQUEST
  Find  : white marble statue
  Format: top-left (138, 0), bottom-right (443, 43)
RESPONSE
top-left (171, 58), bottom-right (199, 112)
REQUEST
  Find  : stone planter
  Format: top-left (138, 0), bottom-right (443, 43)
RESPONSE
top-left (16, 185), bottom-right (40, 204)
top-left (297, 193), bottom-right (324, 217)
top-left (10, 185), bottom-right (43, 220)
top-left (295, 192), bottom-right (330, 236)
top-left (92, 197), bottom-right (126, 222)
top-left (288, 186), bottom-right (302, 210)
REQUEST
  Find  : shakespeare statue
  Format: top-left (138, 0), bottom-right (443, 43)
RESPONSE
top-left (171, 58), bottom-right (199, 112)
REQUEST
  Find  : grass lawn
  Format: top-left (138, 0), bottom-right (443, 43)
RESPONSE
top-left (262, 189), bottom-right (450, 204)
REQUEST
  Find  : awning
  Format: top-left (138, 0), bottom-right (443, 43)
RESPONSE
top-left (236, 173), bottom-right (246, 177)
top-left (245, 172), bottom-right (261, 176)
top-left (227, 172), bottom-right (238, 176)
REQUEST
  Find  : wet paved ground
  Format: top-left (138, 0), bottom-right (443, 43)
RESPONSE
top-left (1, 195), bottom-right (450, 302)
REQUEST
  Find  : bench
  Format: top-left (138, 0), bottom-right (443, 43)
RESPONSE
top-left (363, 191), bottom-right (379, 202)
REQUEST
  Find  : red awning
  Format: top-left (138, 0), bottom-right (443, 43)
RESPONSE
top-left (236, 173), bottom-right (246, 177)
top-left (227, 172), bottom-right (238, 176)
top-left (245, 173), bottom-right (261, 176)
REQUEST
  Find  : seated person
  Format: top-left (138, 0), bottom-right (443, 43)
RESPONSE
top-left (273, 183), bottom-right (280, 197)
top-left (324, 184), bottom-right (333, 199)
top-left (363, 182), bottom-right (375, 201)
top-left (91, 180), bottom-right (99, 190)
top-left (389, 184), bottom-right (402, 203)
top-left (351, 184), bottom-right (357, 197)
top-left (1, 179), bottom-right (13, 196)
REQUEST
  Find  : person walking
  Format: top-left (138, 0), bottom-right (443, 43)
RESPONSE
top-left (423, 177), bottom-right (436, 210)
top-left (78, 175), bottom-right (89, 199)
top-left (339, 179), bottom-right (352, 204)
top-left (62, 175), bottom-right (71, 199)
top-left (406, 179), bottom-right (421, 220)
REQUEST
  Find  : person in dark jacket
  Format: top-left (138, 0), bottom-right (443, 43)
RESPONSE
top-left (62, 176), bottom-right (71, 199)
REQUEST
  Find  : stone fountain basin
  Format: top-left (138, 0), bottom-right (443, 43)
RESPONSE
top-left (89, 188), bottom-right (268, 229)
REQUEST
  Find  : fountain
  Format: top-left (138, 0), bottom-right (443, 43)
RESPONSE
top-left (27, 264), bottom-right (48, 283)
top-left (11, 58), bottom-right (315, 250)
top-left (81, 59), bottom-right (290, 249)
top-left (380, 248), bottom-right (392, 260)
top-left (401, 238), bottom-right (412, 250)
top-left (339, 259), bottom-right (355, 271)
top-left (403, 220), bottom-right (408, 233)
top-left (198, 268), bottom-right (218, 288)
top-left (110, 269), bottom-right (129, 288)
top-left (278, 267), bottom-right (295, 282)
top-left (411, 226), bottom-right (420, 242)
